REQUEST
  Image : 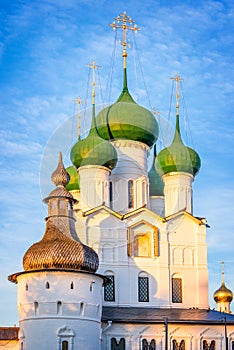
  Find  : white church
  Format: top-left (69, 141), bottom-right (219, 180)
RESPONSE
top-left (2, 12), bottom-right (234, 350)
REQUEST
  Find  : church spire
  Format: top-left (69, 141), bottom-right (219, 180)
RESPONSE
top-left (86, 60), bottom-right (102, 136)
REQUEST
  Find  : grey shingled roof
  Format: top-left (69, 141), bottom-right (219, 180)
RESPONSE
top-left (102, 307), bottom-right (234, 324)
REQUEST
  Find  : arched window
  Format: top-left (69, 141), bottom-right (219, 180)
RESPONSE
top-left (62, 340), bottom-right (68, 350)
top-left (173, 339), bottom-right (185, 350)
top-left (109, 181), bottom-right (113, 209)
top-left (70, 281), bottom-right (74, 289)
top-left (172, 275), bottom-right (182, 303)
top-left (57, 301), bottom-right (62, 315)
top-left (203, 340), bottom-right (215, 350)
top-left (20, 342), bottom-right (24, 350)
top-left (142, 181), bottom-right (146, 205)
top-left (80, 302), bottom-right (85, 316)
top-left (104, 272), bottom-right (115, 302)
top-left (138, 272), bottom-right (149, 302)
top-left (111, 337), bottom-right (125, 350)
top-left (142, 339), bottom-right (156, 350)
top-left (46, 281), bottom-right (50, 289)
top-left (34, 301), bottom-right (39, 315)
top-left (128, 180), bottom-right (134, 208)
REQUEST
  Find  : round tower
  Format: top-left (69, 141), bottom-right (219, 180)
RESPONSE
top-left (8, 154), bottom-right (104, 350)
top-left (213, 262), bottom-right (233, 313)
top-left (155, 74), bottom-right (201, 217)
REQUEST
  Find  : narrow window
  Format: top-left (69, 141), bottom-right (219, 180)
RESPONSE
top-left (90, 281), bottom-right (95, 292)
top-left (172, 277), bottom-right (182, 303)
top-left (25, 283), bottom-right (28, 291)
top-left (138, 275), bottom-right (149, 302)
top-left (57, 301), bottom-right (62, 315)
top-left (142, 181), bottom-right (146, 205)
top-left (80, 302), bottom-right (85, 316)
top-left (109, 181), bottom-right (113, 209)
top-left (20, 342), bottom-right (24, 350)
top-left (104, 275), bottom-right (115, 302)
top-left (128, 180), bottom-right (134, 209)
top-left (62, 340), bottom-right (68, 350)
top-left (34, 301), bottom-right (39, 315)
top-left (70, 281), bottom-right (74, 289)
top-left (46, 281), bottom-right (50, 289)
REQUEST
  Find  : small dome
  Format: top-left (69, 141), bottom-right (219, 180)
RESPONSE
top-left (70, 106), bottom-right (118, 170)
top-left (51, 152), bottom-right (70, 186)
top-left (66, 165), bottom-right (80, 191)
top-left (213, 282), bottom-right (233, 303)
top-left (155, 115), bottom-right (201, 177)
top-left (23, 221), bottom-right (99, 273)
top-left (96, 69), bottom-right (158, 148)
top-left (148, 145), bottom-right (164, 196)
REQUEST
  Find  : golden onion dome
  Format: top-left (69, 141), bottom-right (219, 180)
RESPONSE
top-left (213, 282), bottom-right (233, 303)
top-left (23, 220), bottom-right (99, 273)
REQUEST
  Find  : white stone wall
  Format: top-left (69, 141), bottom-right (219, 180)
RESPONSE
top-left (102, 322), bottom-right (231, 350)
top-left (79, 165), bottom-right (110, 211)
top-left (163, 172), bottom-right (194, 216)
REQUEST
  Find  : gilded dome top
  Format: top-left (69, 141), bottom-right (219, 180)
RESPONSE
top-left (155, 115), bottom-right (201, 177)
top-left (23, 221), bottom-right (99, 273)
top-left (66, 165), bottom-right (80, 191)
top-left (95, 68), bottom-right (158, 148)
top-left (148, 145), bottom-right (164, 196)
top-left (213, 282), bottom-right (233, 303)
top-left (70, 105), bottom-right (118, 170)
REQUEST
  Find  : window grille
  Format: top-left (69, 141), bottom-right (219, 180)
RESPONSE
top-left (138, 276), bottom-right (149, 302)
top-left (104, 275), bottom-right (115, 301)
top-left (172, 277), bottom-right (182, 303)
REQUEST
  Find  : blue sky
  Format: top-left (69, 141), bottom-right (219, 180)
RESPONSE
top-left (0, 0), bottom-right (234, 325)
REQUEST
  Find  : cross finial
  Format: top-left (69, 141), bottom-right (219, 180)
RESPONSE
top-left (221, 261), bottom-right (225, 284)
top-left (110, 12), bottom-right (140, 69)
top-left (170, 73), bottom-right (184, 116)
top-left (86, 60), bottom-right (102, 105)
top-left (72, 96), bottom-right (85, 140)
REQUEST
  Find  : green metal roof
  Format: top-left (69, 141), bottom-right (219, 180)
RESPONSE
top-left (96, 68), bottom-right (158, 148)
top-left (70, 105), bottom-right (118, 170)
top-left (155, 115), bottom-right (201, 177)
top-left (66, 165), bottom-right (80, 191)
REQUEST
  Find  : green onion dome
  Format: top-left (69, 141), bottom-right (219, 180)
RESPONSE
top-left (155, 115), bottom-right (201, 177)
top-left (95, 69), bottom-right (158, 148)
top-left (148, 145), bottom-right (164, 196)
top-left (70, 105), bottom-right (118, 170)
top-left (66, 165), bottom-right (80, 191)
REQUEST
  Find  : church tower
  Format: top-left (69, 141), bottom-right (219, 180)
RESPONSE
top-left (213, 262), bottom-right (233, 313)
top-left (8, 154), bottom-right (104, 350)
